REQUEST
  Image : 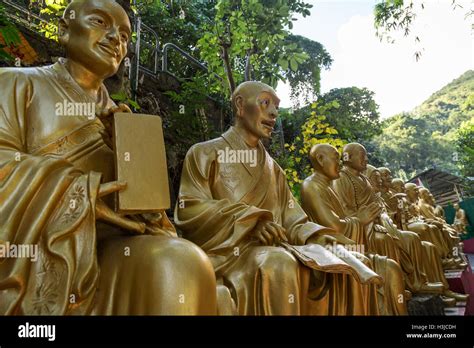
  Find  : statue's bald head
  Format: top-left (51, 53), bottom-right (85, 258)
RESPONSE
top-left (419, 187), bottom-right (430, 199)
top-left (391, 178), bottom-right (405, 193)
top-left (58, 0), bottom-right (131, 78)
top-left (405, 183), bottom-right (417, 191)
top-left (378, 167), bottom-right (392, 190)
top-left (232, 81), bottom-right (279, 114)
top-left (343, 143), bottom-right (366, 155)
top-left (63, 0), bottom-right (125, 20)
top-left (366, 164), bottom-right (378, 178)
top-left (342, 142), bottom-right (368, 172)
top-left (309, 143), bottom-right (341, 180)
top-left (231, 81), bottom-right (280, 141)
top-left (309, 144), bottom-right (338, 169)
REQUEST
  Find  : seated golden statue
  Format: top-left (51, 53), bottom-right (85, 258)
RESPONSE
top-left (369, 166), bottom-right (466, 303)
top-left (453, 203), bottom-right (469, 234)
top-left (391, 180), bottom-right (449, 258)
top-left (301, 144), bottom-right (407, 315)
top-left (332, 143), bottom-right (447, 297)
top-left (405, 184), bottom-right (465, 269)
top-left (174, 81), bottom-right (381, 315)
top-left (366, 166), bottom-right (445, 294)
top-left (333, 144), bottom-right (401, 265)
top-left (0, 0), bottom-right (217, 315)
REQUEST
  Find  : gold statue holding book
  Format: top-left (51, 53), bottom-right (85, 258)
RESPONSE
top-left (0, 0), bottom-right (217, 315)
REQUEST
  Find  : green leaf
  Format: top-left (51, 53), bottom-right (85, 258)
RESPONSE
top-left (278, 58), bottom-right (289, 71)
top-left (290, 58), bottom-right (298, 71)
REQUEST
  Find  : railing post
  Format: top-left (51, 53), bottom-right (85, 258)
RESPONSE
top-left (133, 15), bottom-right (141, 98)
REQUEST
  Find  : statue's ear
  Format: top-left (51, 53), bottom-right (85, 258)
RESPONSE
top-left (58, 18), bottom-right (69, 47)
top-left (316, 153), bottom-right (325, 168)
top-left (234, 95), bottom-right (244, 118)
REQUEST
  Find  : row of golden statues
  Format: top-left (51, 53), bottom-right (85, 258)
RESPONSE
top-left (0, 0), bottom-right (469, 315)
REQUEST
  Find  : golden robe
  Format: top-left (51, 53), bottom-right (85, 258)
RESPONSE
top-left (175, 127), bottom-right (379, 315)
top-left (301, 172), bottom-right (407, 315)
top-left (333, 168), bottom-right (445, 293)
top-left (377, 195), bottom-right (448, 292)
top-left (333, 168), bottom-right (403, 266)
top-left (406, 202), bottom-right (451, 258)
top-left (418, 200), bottom-right (460, 244)
top-left (381, 191), bottom-right (449, 288)
top-left (0, 60), bottom-right (217, 315)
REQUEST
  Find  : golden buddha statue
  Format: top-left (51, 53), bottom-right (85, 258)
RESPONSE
top-left (332, 144), bottom-right (401, 264)
top-left (453, 203), bottom-right (469, 234)
top-left (369, 167), bottom-right (466, 303)
top-left (175, 82), bottom-right (382, 315)
top-left (0, 0), bottom-right (217, 315)
top-left (332, 143), bottom-right (449, 298)
top-left (391, 180), bottom-right (447, 255)
top-left (431, 195), bottom-right (446, 221)
top-left (405, 184), bottom-right (465, 269)
top-left (301, 144), bottom-right (407, 315)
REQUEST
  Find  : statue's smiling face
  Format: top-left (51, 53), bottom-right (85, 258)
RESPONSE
top-left (243, 91), bottom-right (280, 139)
top-left (62, 0), bottom-right (131, 77)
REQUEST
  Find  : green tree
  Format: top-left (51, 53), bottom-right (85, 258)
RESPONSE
top-left (276, 100), bottom-right (345, 199)
top-left (0, 3), bottom-right (21, 64)
top-left (197, 0), bottom-right (330, 98)
top-left (374, 0), bottom-right (471, 61)
top-left (456, 119), bottom-right (474, 177)
top-left (317, 87), bottom-right (382, 143)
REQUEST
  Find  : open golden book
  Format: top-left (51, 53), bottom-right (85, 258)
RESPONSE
top-left (281, 242), bottom-right (383, 285)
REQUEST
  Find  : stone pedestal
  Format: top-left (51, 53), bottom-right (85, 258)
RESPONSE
top-left (407, 295), bottom-right (445, 315)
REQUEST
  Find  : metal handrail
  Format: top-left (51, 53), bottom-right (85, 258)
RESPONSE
top-left (162, 42), bottom-right (207, 74)
top-left (2, 0), bottom-right (50, 26)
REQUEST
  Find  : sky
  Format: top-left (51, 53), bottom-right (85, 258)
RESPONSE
top-left (276, 0), bottom-right (473, 118)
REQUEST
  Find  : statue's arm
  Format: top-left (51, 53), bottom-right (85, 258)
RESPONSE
top-left (301, 181), bottom-right (354, 234)
top-left (174, 145), bottom-right (272, 252)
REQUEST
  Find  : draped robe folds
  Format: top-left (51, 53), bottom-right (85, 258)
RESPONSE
top-left (301, 173), bottom-right (407, 315)
top-left (0, 61), bottom-right (217, 315)
top-left (332, 169), bottom-right (442, 293)
top-left (406, 202), bottom-right (451, 258)
top-left (333, 169), bottom-right (405, 268)
top-left (376, 195), bottom-right (449, 292)
top-left (175, 127), bottom-right (379, 315)
top-left (418, 200), bottom-right (460, 244)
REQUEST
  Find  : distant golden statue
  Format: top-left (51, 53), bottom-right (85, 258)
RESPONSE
top-left (453, 203), bottom-right (469, 234)
top-left (371, 167), bottom-right (466, 303)
top-left (0, 0), bottom-right (217, 315)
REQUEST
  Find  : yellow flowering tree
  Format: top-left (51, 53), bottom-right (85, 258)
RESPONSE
top-left (282, 100), bottom-right (345, 199)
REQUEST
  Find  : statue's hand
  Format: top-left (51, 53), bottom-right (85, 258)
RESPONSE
top-left (357, 202), bottom-right (381, 226)
top-left (252, 220), bottom-right (288, 245)
top-left (97, 103), bottom-right (132, 148)
top-left (374, 224), bottom-right (388, 233)
top-left (95, 180), bottom-right (146, 234)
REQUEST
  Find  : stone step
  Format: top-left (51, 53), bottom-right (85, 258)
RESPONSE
top-left (444, 306), bottom-right (466, 316)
